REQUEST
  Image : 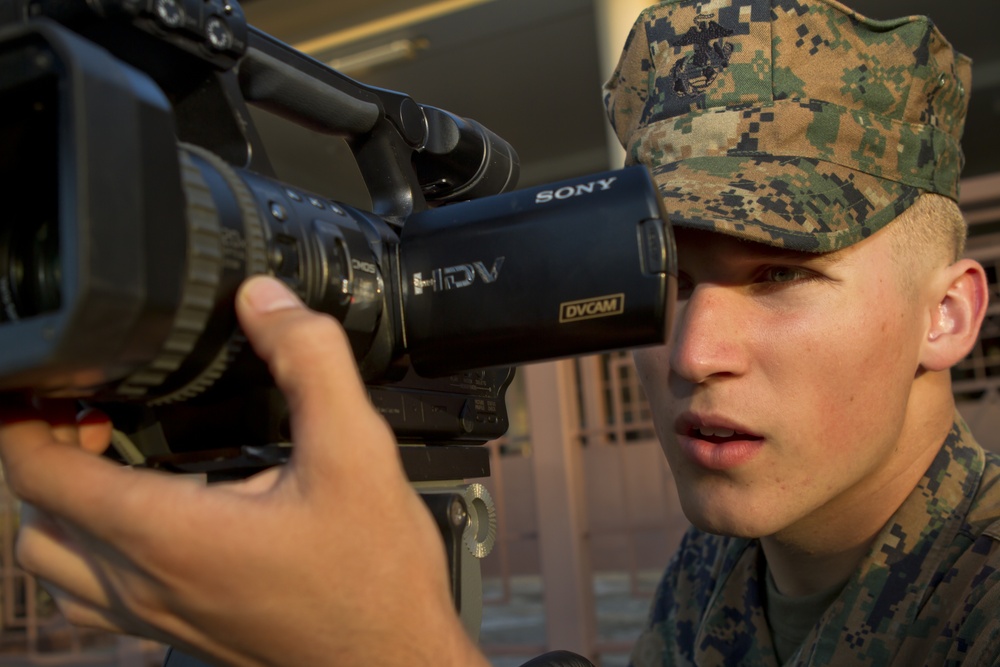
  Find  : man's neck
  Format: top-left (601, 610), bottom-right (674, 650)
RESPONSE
top-left (761, 536), bottom-right (871, 597)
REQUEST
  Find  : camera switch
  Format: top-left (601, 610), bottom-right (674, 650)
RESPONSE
top-left (273, 235), bottom-right (300, 279)
top-left (639, 218), bottom-right (668, 274)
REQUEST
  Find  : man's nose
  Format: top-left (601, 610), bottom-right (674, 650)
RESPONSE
top-left (668, 284), bottom-right (748, 385)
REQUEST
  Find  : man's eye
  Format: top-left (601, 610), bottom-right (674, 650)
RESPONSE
top-left (762, 266), bottom-right (804, 283)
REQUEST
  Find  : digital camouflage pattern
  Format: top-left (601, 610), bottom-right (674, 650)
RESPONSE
top-left (629, 418), bottom-right (1000, 666)
top-left (603, 0), bottom-right (972, 252)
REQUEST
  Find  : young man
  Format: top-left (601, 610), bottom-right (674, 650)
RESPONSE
top-left (0, 1), bottom-right (994, 666)
top-left (604, 0), bottom-right (998, 664)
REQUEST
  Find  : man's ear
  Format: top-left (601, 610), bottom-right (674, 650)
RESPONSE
top-left (921, 258), bottom-right (990, 372)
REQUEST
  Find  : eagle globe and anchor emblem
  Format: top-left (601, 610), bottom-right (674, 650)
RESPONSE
top-left (669, 14), bottom-right (735, 97)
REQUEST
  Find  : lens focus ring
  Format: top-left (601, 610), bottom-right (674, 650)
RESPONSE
top-left (149, 145), bottom-right (268, 405)
top-left (115, 145), bottom-right (267, 402)
top-left (114, 149), bottom-right (223, 399)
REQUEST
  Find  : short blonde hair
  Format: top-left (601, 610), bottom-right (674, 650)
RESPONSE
top-left (888, 193), bottom-right (968, 265)
top-left (883, 194), bottom-right (968, 298)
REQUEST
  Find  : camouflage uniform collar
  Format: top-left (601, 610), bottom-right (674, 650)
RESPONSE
top-left (857, 416), bottom-right (984, 580)
top-left (797, 415), bottom-right (986, 663)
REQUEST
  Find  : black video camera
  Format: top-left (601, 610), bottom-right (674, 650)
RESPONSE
top-left (0, 0), bottom-right (676, 477)
top-left (0, 0), bottom-right (676, 643)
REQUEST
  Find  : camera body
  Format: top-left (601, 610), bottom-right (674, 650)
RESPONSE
top-left (0, 0), bottom-right (676, 642)
top-left (0, 0), bottom-right (675, 472)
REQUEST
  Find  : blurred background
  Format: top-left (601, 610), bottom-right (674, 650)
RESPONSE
top-left (2, 1), bottom-right (999, 666)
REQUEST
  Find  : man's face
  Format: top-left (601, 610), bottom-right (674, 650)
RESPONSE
top-left (633, 225), bottom-right (934, 541)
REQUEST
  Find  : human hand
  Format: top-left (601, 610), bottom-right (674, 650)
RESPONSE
top-left (0, 275), bottom-right (488, 667)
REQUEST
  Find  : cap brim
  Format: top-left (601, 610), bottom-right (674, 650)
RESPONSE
top-left (651, 156), bottom-right (922, 253)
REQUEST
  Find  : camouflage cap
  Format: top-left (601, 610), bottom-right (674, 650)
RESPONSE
top-left (603, 0), bottom-right (972, 252)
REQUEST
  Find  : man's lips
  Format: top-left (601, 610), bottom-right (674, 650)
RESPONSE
top-left (675, 413), bottom-right (765, 470)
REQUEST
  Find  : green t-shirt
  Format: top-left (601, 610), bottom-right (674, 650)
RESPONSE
top-left (764, 568), bottom-right (845, 664)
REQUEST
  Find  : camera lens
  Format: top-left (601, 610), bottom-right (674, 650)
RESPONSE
top-left (0, 61), bottom-right (60, 322)
top-left (0, 218), bottom-right (61, 320)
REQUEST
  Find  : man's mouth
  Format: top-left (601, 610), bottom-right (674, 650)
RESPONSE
top-left (677, 415), bottom-right (766, 468)
top-left (692, 426), bottom-right (761, 444)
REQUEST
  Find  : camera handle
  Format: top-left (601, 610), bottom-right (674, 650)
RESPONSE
top-left (238, 27), bottom-right (518, 223)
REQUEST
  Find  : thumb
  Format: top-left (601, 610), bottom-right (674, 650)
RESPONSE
top-left (234, 276), bottom-right (398, 475)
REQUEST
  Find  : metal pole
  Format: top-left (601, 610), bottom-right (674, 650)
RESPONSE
top-left (523, 360), bottom-right (597, 660)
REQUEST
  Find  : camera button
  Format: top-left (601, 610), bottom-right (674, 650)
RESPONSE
top-left (153, 0), bottom-right (184, 28)
top-left (269, 202), bottom-right (288, 222)
top-left (206, 16), bottom-right (234, 52)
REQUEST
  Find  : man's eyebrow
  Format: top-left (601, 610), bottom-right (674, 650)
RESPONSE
top-left (736, 242), bottom-right (847, 266)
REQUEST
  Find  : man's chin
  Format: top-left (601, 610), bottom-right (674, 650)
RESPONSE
top-left (694, 522), bottom-right (766, 540)
top-left (681, 502), bottom-right (773, 540)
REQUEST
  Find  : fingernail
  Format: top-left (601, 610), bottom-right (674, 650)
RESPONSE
top-left (75, 406), bottom-right (108, 425)
top-left (242, 276), bottom-right (302, 313)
